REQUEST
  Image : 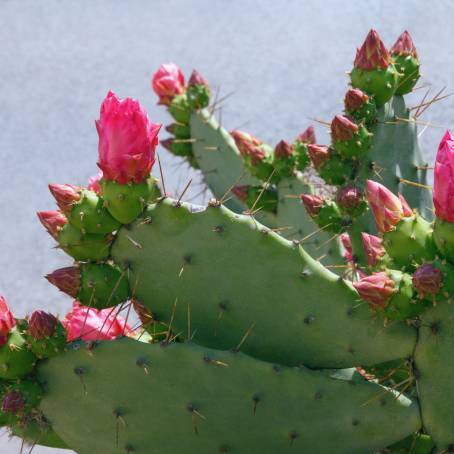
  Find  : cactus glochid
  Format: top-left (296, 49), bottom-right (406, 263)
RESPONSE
top-left (2, 29), bottom-right (454, 454)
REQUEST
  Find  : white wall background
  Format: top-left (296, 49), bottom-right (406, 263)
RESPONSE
top-left (0, 0), bottom-right (453, 452)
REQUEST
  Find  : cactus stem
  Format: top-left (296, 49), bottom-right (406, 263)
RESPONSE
top-left (399, 178), bottom-right (432, 190)
top-left (233, 322), bottom-right (256, 353)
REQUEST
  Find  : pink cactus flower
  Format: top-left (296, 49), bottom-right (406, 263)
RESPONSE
top-left (300, 194), bottom-right (325, 217)
top-left (391, 31), bottom-right (418, 58)
top-left (297, 126), bottom-right (316, 144)
top-left (412, 263), bottom-right (443, 298)
top-left (331, 115), bottom-right (359, 142)
top-left (307, 144), bottom-right (330, 170)
top-left (361, 233), bottom-right (386, 267)
top-left (88, 172), bottom-right (103, 195)
top-left (274, 140), bottom-right (294, 159)
top-left (37, 211), bottom-right (67, 239)
top-left (48, 184), bottom-right (81, 215)
top-left (45, 266), bottom-right (81, 299)
top-left (230, 130), bottom-right (266, 165)
top-left (345, 88), bottom-right (369, 111)
top-left (29, 310), bottom-right (58, 340)
top-left (433, 131), bottom-right (454, 222)
top-left (0, 297), bottom-right (15, 347)
top-left (62, 301), bottom-right (133, 342)
top-left (366, 180), bottom-right (412, 233)
top-left (151, 63), bottom-right (185, 105)
top-left (354, 29), bottom-right (391, 71)
top-left (340, 233), bottom-right (354, 263)
top-left (353, 272), bottom-right (396, 310)
top-left (96, 91), bottom-right (161, 185)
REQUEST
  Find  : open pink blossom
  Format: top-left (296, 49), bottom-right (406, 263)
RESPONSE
top-left (151, 63), bottom-right (185, 105)
top-left (0, 297), bottom-right (15, 347)
top-left (366, 180), bottom-right (412, 233)
top-left (96, 91), bottom-right (161, 184)
top-left (434, 131), bottom-right (454, 222)
top-left (62, 301), bottom-right (132, 342)
top-left (88, 172), bottom-right (103, 195)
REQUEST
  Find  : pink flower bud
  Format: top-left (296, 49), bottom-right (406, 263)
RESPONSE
top-left (274, 140), bottom-right (294, 159)
top-left (300, 194), bottom-right (325, 217)
top-left (0, 297), bottom-right (15, 347)
top-left (62, 301), bottom-right (133, 342)
top-left (399, 193), bottom-right (413, 217)
top-left (231, 185), bottom-right (249, 202)
top-left (37, 211), bottom-right (67, 239)
top-left (353, 272), bottom-right (396, 310)
top-left (29, 311), bottom-right (58, 340)
top-left (366, 180), bottom-right (412, 233)
top-left (331, 115), bottom-right (359, 142)
top-left (88, 172), bottom-right (103, 195)
top-left (297, 126), bottom-right (316, 144)
top-left (230, 130), bottom-right (265, 165)
top-left (361, 233), bottom-right (386, 267)
top-left (45, 266), bottom-right (81, 298)
top-left (151, 63), bottom-right (185, 105)
top-left (434, 131), bottom-right (454, 222)
top-left (412, 264), bottom-right (443, 298)
top-left (345, 88), bottom-right (369, 111)
top-left (188, 69), bottom-right (209, 89)
top-left (48, 184), bottom-right (81, 215)
top-left (354, 29), bottom-right (391, 71)
top-left (96, 91), bottom-right (161, 185)
top-left (390, 31), bottom-right (418, 58)
top-left (340, 233), bottom-right (354, 263)
top-left (2, 390), bottom-right (25, 415)
top-left (307, 144), bottom-right (330, 170)
top-left (336, 185), bottom-right (363, 212)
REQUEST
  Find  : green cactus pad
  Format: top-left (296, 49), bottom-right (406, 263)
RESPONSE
top-left (101, 177), bottom-right (159, 225)
top-left (433, 218), bottom-right (454, 264)
top-left (318, 153), bottom-right (354, 186)
top-left (350, 65), bottom-right (399, 107)
top-left (10, 419), bottom-right (69, 449)
top-left (0, 328), bottom-right (36, 379)
top-left (78, 263), bottom-right (130, 309)
top-left (415, 302), bottom-right (454, 450)
top-left (58, 223), bottom-right (111, 262)
top-left (393, 54), bottom-right (420, 96)
top-left (38, 338), bottom-right (420, 454)
top-left (111, 198), bottom-right (416, 368)
top-left (69, 189), bottom-right (121, 234)
top-left (383, 216), bottom-right (436, 269)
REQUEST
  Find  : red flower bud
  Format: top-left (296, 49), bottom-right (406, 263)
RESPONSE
top-left (336, 185), bottom-right (363, 212)
top-left (231, 185), bottom-right (249, 202)
top-left (340, 233), bottom-right (354, 263)
top-left (45, 266), bottom-right (81, 299)
top-left (188, 69), bottom-right (209, 89)
top-left (300, 194), bottom-right (325, 217)
top-left (390, 31), bottom-right (418, 58)
top-left (361, 233), bottom-right (386, 267)
top-left (331, 115), bottom-right (359, 142)
top-left (297, 126), bottom-right (316, 144)
top-left (274, 140), bottom-right (294, 159)
top-left (2, 391), bottom-right (25, 415)
top-left (307, 144), bottom-right (330, 170)
top-left (29, 310), bottom-right (58, 340)
top-left (354, 29), bottom-right (391, 71)
top-left (48, 184), bottom-right (81, 215)
top-left (37, 211), bottom-right (67, 239)
top-left (344, 88), bottom-right (369, 111)
top-left (230, 130), bottom-right (265, 166)
top-left (412, 264), bottom-right (443, 298)
top-left (353, 272), bottom-right (396, 310)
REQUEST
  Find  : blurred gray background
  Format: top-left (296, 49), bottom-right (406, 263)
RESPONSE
top-left (0, 0), bottom-right (453, 452)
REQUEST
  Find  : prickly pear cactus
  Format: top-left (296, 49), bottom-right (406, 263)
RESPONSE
top-left (3, 29), bottom-right (454, 454)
